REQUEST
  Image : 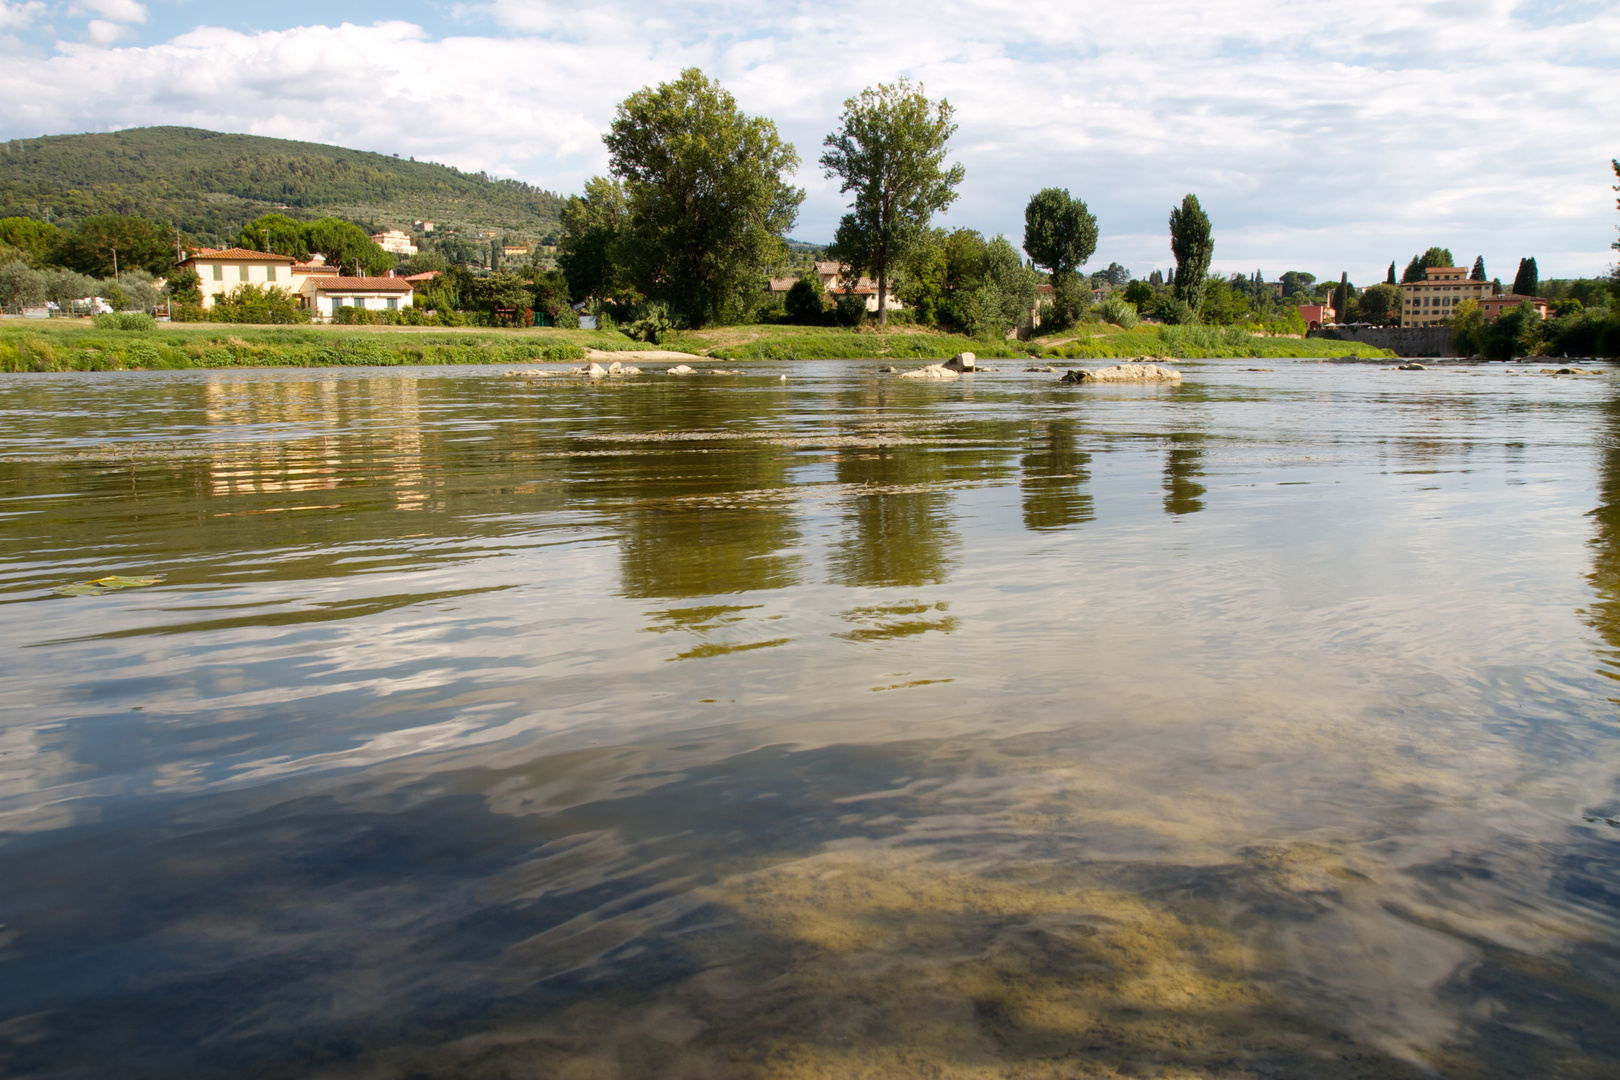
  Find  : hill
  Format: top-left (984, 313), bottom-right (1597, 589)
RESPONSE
top-left (0, 127), bottom-right (566, 247)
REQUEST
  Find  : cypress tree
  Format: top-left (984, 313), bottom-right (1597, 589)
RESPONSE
top-left (1470, 256), bottom-right (1486, 281)
top-left (1511, 257), bottom-right (1538, 297)
top-left (1333, 272), bottom-right (1349, 322)
top-left (1386, 261), bottom-right (1396, 285)
top-left (1168, 193), bottom-right (1213, 312)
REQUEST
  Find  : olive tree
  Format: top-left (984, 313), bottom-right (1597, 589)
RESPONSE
top-left (605, 68), bottom-right (803, 326)
top-left (820, 78), bottom-right (964, 327)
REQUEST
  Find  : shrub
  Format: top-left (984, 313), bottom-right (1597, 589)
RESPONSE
top-left (626, 301), bottom-right (673, 344)
top-left (1096, 296), bottom-right (1139, 329)
top-left (834, 292), bottom-right (869, 327)
top-left (785, 278), bottom-right (827, 324)
top-left (92, 312), bottom-right (157, 330)
top-left (210, 284), bottom-right (309, 324)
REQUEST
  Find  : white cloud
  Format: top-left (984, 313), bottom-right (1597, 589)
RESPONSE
top-left (2, 0), bottom-right (1617, 280)
top-left (75, 0), bottom-right (146, 23)
top-left (83, 17), bottom-right (131, 43)
top-left (0, 0), bottom-right (44, 30)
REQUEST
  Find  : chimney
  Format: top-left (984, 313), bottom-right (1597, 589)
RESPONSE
top-left (387, 270), bottom-right (394, 278)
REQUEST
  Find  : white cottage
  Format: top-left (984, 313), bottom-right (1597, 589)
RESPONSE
top-left (303, 274), bottom-right (415, 319)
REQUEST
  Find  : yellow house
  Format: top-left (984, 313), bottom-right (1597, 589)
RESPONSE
top-left (180, 248), bottom-right (300, 309)
top-left (1400, 265), bottom-right (1492, 327)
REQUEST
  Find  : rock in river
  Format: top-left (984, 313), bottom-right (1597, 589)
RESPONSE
top-left (1060, 364), bottom-right (1182, 384)
top-left (898, 363), bottom-right (961, 380)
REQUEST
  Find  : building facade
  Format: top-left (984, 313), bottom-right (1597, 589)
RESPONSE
top-left (180, 248), bottom-right (300, 309)
top-left (302, 275), bottom-right (415, 318)
top-left (1401, 265), bottom-right (1491, 327)
top-left (1475, 294), bottom-right (1552, 321)
top-left (370, 230), bottom-right (419, 257)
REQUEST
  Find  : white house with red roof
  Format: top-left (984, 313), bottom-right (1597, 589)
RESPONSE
top-left (301, 272), bottom-right (415, 319)
top-left (180, 248), bottom-right (299, 309)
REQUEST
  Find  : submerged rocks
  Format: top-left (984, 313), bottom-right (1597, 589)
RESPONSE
top-left (1396, 362), bottom-right (1427, 371)
top-left (942, 352), bottom-right (976, 372)
top-left (666, 364), bottom-right (695, 375)
top-left (1060, 364), bottom-right (1183, 385)
top-left (1025, 365), bottom-right (1056, 373)
top-left (898, 363), bottom-right (961, 380)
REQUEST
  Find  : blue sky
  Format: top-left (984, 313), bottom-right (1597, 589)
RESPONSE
top-left (1, 0), bottom-right (1617, 284)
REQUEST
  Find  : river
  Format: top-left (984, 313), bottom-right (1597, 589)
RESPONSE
top-left (1, 359), bottom-right (1617, 1078)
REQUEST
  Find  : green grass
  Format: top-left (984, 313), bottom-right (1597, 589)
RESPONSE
top-left (0, 321), bottom-right (596, 371)
top-left (1035, 323), bottom-right (1394, 360)
top-left (0, 318), bottom-right (1396, 372)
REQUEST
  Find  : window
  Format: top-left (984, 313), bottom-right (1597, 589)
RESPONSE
top-left (386, 298), bottom-right (397, 310)
top-left (266, 266), bottom-right (276, 282)
top-left (211, 264), bottom-right (222, 281)
top-left (239, 265), bottom-right (250, 282)
top-left (352, 297), bottom-right (366, 310)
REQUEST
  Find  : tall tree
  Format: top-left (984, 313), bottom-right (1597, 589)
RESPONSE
top-left (53, 215), bottom-right (178, 277)
top-left (1401, 246), bottom-right (1454, 284)
top-left (607, 68), bottom-right (803, 326)
top-left (236, 213), bottom-right (311, 259)
top-left (558, 176), bottom-right (628, 305)
top-left (1470, 256), bottom-right (1486, 281)
top-left (1168, 194), bottom-right (1213, 313)
top-left (821, 78), bottom-right (963, 327)
top-left (304, 219), bottom-right (392, 276)
top-left (1386, 261), bottom-right (1397, 285)
top-left (1022, 188), bottom-right (1097, 327)
top-left (0, 217), bottom-right (62, 266)
top-left (1512, 256), bottom-right (1539, 297)
top-left (1333, 272), bottom-right (1350, 322)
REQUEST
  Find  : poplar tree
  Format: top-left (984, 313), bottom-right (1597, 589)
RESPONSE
top-left (1168, 194), bottom-right (1213, 313)
top-left (821, 78), bottom-right (963, 327)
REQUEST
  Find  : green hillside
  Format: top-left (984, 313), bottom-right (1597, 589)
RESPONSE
top-left (0, 127), bottom-right (566, 247)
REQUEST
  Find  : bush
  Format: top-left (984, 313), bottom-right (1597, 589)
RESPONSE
top-left (834, 292), bottom-right (868, 327)
top-left (92, 312), bottom-right (156, 330)
top-left (1154, 297), bottom-right (1197, 325)
top-left (626, 301), bottom-right (673, 344)
top-left (210, 284), bottom-right (309, 324)
top-left (785, 278), bottom-right (827, 324)
top-left (1096, 296), bottom-right (1139, 329)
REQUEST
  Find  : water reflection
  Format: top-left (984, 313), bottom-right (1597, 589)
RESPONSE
top-left (1020, 418), bottom-right (1093, 531)
top-left (1, 362), bottom-right (1619, 1078)
top-left (1163, 431), bottom-right (1206, 515)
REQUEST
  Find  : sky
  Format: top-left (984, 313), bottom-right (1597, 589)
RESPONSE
top-left (0, 0), bottom-right (1616, 284)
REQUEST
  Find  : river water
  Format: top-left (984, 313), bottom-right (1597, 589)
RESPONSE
top-left (1, 359), bottom-right (1618, 1079)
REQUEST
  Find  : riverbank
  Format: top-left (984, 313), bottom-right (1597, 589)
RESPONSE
top-left (0, 319), bottom-right (1391, 372)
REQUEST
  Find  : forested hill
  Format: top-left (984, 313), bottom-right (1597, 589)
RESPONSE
top-left (0, 127), bottom-right (566, 246)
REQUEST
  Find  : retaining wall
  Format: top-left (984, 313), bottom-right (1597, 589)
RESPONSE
top-left (1309, 326), bottom-right (1457, 357)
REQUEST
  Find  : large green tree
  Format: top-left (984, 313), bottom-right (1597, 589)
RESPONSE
top-left (303, 218), bottom-right (392, 276)
top-left (1168, 194), bottom-right (1213, 314)
top-left (820, 78), bottom-right (963, 327)
top-left (0, 217), bottom-right (62, 266)
top-left (605, 68), bottom-right (803, 326)
top-left (53, 215), bottom-right (178, 277)
top-left (236, 213), bottom-right (313, 259)
top-left (558, 175), bottom-right (628, 305)
top-left (1022, 188), bottom-right (1097, 328)
top-left (1357, 282), bottom-right (1402, 325)
top-left (1512, 256), bottom-right (1539, 297)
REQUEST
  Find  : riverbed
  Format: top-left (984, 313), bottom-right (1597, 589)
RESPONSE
top-left (1, 360), bottom-right (1617, 1078)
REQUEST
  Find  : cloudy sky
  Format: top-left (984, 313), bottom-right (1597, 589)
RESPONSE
top-left (0, 0), bottom-right (1616, 283)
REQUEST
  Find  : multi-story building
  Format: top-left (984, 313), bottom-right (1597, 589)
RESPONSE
top-left (370, 229), bottom-right (418, 257)
top-left (1475, 294), bottom-right (1552, 321)
top-left (180, 248), bottom-right (299, 309)
top-left (1401, 265), bottom-right (1491, 326)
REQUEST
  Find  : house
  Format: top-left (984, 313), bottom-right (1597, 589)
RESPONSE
top-left (1475, 294), bottom-right (1551, 322)
top-left (413, 220), bottom-right (435, 233)
top-left (370, 229), bottom-right (418, 257)
top-left (302, 272), bottom-right (415, 319)
top-left (180, 248), bottom-right (300, 309)
top-left (502, 244), bottom-right (530, 258)
top-left (1400, 265), bottom-right (1491, 327)
top-left (1297, 303), bottom-right (1336, 330)
top-left (403, 270), bottom-right (441, 285)
top-left (809, 261), bottom-right (904, 312)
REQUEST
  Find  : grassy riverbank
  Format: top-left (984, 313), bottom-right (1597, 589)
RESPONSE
top-left (0, 318), bottom-right (1391, 372)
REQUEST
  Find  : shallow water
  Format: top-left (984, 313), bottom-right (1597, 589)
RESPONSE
top-left (1, 359), bottom-right (1619, 1079)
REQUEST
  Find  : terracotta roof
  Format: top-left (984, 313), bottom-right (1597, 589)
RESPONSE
top-left (183, 248), bottom-right (297, 264)
top-left (292, 262), bottom-right (339, 274)
top-left (312, 276), bottom-right (415, 293)
top-left (403, 271), bottom-right (442, 282)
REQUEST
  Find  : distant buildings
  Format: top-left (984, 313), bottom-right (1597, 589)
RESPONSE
top-left (767, 261), bottom-right (905, 313)
top-left (1475, 294), bottom-right (1551, 321)
top-left (180, 249), bottom-right (413, 318)
top-left (1296, 303), bottom-right (1335, 330)
top-left (1401, 265), bottom-right (1490, 327)
top-left (413, 220), bottom-right (435, 233)
top-left (180, 248), bottom-right (299, 308)
top-left (371, 229), bottom-right (419, 257)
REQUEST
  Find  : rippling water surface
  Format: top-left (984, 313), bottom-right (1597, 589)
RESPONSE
top-left (2, 359), bottom-right (1619, 1078)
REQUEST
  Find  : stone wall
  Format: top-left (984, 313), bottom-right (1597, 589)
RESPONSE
top-left (1308, 326), bottom-right (1457, 357)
